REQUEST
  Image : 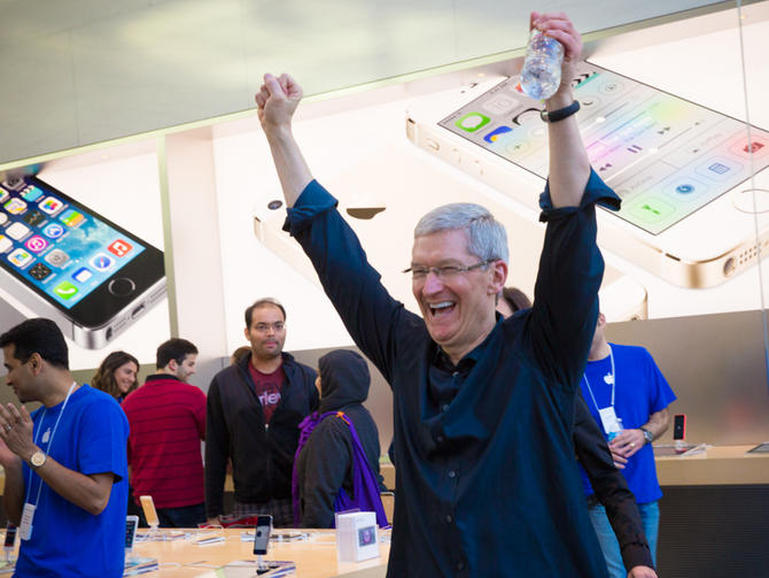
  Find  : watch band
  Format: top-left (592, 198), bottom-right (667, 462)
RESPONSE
top-left (540, 100), bottom-right (581, 123)
top-left (640, 427), bottom-right (654, 445)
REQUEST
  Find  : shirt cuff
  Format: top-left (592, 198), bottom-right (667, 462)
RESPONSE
top-left (621, 542), bottom-right (655, 573)
top-left (538, 168), bottom-right (621, 222)
top-left (283, 180), bottom-right (339, 236)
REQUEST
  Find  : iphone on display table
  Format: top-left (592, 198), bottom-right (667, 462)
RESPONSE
top-left (0, 175), bottom-right (166, 349)
top-left (406, 61), bottom-right (769, 289)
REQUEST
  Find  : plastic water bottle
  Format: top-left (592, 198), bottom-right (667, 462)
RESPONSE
top-left (520, 29), bottom-right (564, 100)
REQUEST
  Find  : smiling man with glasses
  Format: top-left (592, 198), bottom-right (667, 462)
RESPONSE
top-left (255, 12), bottom-right (632, 577)
top-left (404, 258), bottom-right (497, 280)
top-left (205, 297), bottom-right (318, 527)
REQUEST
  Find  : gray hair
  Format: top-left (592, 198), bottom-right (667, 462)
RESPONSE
top-left (414, 203), bottom-right (509, 263)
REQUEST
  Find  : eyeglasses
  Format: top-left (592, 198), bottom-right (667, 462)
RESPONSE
top-left (403, 259), bottom-right (496, 281)
top-left (252, 322), bottom-right (285, 333)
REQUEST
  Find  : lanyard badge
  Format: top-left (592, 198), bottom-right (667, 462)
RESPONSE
top-left (598, 406), bottom-right (623, 436)
top-left (584, 346), bottom-right (623, 439)
top-left (19, 503), bottom-right (35, 541)
top-left (20, 382), bottom-right (77, 541)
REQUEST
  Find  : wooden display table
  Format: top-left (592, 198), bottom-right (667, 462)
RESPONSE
top-left (654, 444), bottom-right (769, 486)
top-left (0, 528), bottom-right (388, 577)
top-left (135, 528), bottom-right (389, 577)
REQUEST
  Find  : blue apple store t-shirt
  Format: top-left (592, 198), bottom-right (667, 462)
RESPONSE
top-left (17, 385), bottom-right (129, 577)
top-left (579, 343), bottom-right (676, 504)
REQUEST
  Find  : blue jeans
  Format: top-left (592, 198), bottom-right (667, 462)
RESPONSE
top-left (588, 500), bottom-right (659, 578)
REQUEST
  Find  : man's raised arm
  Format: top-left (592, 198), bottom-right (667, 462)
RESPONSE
top-left (254, 72), bottom-right (405, 382)
top-left (534, 11), bottom-right (591, 208)
top-left (527, 13), bottom-right (621, 388)
top-left (255, 73), bottom-right (313, 206)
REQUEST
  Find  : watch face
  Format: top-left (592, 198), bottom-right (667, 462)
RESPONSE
top-left (31, 451), bottom-right (46, 467)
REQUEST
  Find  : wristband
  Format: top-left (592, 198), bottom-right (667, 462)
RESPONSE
top-left (540, 100), bottom-right (580, 123)
top-left (640, 427), bottom-right (654, 445)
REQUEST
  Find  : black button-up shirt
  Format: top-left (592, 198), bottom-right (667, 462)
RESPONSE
top-left (285, 172), bottom-right (619, 577)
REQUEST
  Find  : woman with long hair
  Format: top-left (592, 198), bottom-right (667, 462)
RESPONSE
top-left (92, 350), bottom-right (140, 403)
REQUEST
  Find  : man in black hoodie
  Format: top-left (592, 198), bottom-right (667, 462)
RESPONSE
top-left (293, 349), bottom-right (384, 528)
top-left (206, 298), bottom-right (318, 527)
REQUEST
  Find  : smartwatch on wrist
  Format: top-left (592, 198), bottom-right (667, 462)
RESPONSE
top-left (540, 100), bottom-right (580, 123)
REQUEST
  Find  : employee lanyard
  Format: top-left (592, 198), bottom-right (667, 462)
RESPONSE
top-left (582, 345), bottom-right (615, 411)
top-left (25, 381), bottom-right (77, 508)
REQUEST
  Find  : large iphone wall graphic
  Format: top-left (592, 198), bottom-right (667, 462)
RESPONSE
top-left (0, 175), bottom-right (166, 349)
top-left (408, 61), bottom-right (769, 289)
top-left (0, 154), bottom-right (170, 368)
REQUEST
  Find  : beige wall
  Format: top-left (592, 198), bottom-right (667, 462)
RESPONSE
top-left (606, 310), bottom-right (769, 446)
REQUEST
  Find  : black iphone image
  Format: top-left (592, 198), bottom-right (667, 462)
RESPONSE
top-left (0, 175), bottom-right (166, 349)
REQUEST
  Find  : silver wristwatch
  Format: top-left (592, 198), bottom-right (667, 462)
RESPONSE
top-left (29, 450), bottom-right (47, 469)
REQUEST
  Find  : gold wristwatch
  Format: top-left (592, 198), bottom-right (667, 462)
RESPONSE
top-left (29, 450), bottom-right (47, 469)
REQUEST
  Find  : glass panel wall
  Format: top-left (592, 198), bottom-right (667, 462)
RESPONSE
top-left (0, 0), bottom-right (733, 163)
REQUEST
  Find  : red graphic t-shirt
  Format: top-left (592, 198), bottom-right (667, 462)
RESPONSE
top-left (248, 362), bottom-right (286, 424)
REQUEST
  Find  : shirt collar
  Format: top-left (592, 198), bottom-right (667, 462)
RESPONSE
top-left (146, 373), bottom-right (182, 383)
top-left (432, 316), bottom-right (504, 372)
